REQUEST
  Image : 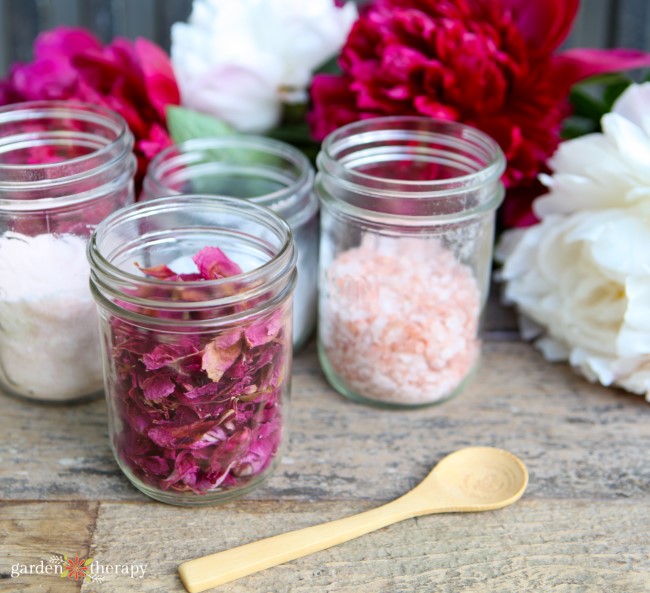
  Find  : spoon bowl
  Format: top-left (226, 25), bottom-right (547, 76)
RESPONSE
top-left (407, 446), bottom-right (528, 512)
top-left (179, 446), bottom-right (528, 593)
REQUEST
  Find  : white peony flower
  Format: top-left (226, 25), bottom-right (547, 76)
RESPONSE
top-left (535, 82), bottom-right (650, 218)
top-left (171, 0), bottom-right (358, 133)
top-left (498, 83), bottom-right (650, 399)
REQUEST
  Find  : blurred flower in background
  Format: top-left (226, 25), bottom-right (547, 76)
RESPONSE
top-left (0, 28), bottom-right (180, 187)
top-left (171, 0), bottom-right (357, 133)
top-left (309, 0), bottom-right (650, 227)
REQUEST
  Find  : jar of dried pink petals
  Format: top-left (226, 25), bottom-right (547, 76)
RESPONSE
top-left (316, 116), bottom-right (505, 408)
top-left (88, 196), bottom-right (296, 505)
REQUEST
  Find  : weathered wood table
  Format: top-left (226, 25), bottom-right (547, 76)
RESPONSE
top-left (1, 304), bottom-right (649, 593)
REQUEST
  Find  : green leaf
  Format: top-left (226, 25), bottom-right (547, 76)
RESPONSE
top-left (84, 558), bottom-right (93, 566)
top-left (561, 115), bottom-right (599, 140)
top-left (569, 86), bottom-right (608, 121)
top-left (61, 570), bottom-right (69, 579)
top-left (267, 121), bottom-right (312, 144)
top-left (315, 55), bottom-right (341, 76)
top-left (166, 106), bottom-right (234, 144)
top-left (603, 79), bottom-right (632, 110)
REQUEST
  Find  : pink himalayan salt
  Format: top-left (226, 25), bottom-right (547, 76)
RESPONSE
top-left (320, 235), bottom-right (481, 405)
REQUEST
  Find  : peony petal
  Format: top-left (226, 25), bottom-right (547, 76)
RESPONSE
top-left (9, 58), bottom-right (79, 100)
top-left (33, 27), bottom-right (102, 60)
top-left (552, 49), bottom-right (650, 93)
top-left (192, 246), bottom-right (242, 280)
top-left (611, 81), bottom-right (650, 136)
top-left (618, 277), bottom-right (650, 357)
top-left (602, 112), bottom-right (650, 172)
top-left (495, 0), bottom-right (579, 56)
top-left (134, 38), bottom-right (181, 121)
top-left (308, 73), bottom-right (360, 141)
top-left (535, 335), bottom-right (569, 362)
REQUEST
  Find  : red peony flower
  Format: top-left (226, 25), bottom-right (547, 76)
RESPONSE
top-left (308, 0), bottom-right (650, 227)
top-left (0, 27), bottom-right (180, 191)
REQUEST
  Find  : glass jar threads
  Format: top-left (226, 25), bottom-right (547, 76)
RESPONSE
top-left (142, 136), bottom-right (318, 349)
top-left (316, 116), bottom-right (505, 408)
top-left (88, 196), bottom-right (297, 505)
top-left (0, 101), bottom-right (136, 403)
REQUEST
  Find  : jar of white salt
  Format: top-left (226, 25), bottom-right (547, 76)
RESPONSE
top-left (141, 137), bottom-right (318, 350)
top-left (0, 101), bottom-right (136, 403)
top-left (316, 116), bottom-right (505, 408)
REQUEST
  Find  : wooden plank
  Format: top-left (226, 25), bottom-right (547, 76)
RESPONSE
top-left (79, 0), bottom-right (114, 43)
top-left (1, 340), bottom-right (649, 504)
top-left (39, 0), bottom-right (81, 29)
top-left (0, 501), bottom-right (98, 592)
top-left (614, 0), bottom-right (649, 50)
top-left (564, 0), bottom-right (613, 49)
top-left (0, 1), bottom-right (10, 76)
top-left (3, 0), bottom-right (41, 64)
top-left (80, 499), bottom-right (650, 592)
top-left (156, 0), bottom-right (193, 52)
top-left (123, 0), bottom-right (156, 41)
top-left (108, 0), bottom-right (156, 41)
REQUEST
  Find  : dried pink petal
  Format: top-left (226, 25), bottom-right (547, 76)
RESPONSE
top-left (193, 246), bottom-right (243, 280)
top-left (139, 373), bottom-right (176, 401)
top-left (135, 262), bottom-right (177, 279)
top-left (201, 332), bottom-right (242, 382)
top-left (148, 420), bottom-right (225, 450)
top-left (142, 340), bottom-right (200, 371)
top-left (244, 310), bottom-right (283, 347)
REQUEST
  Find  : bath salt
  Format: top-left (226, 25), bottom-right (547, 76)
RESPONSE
top-left (320, 234), bottom-right (481, 405)
top-left (0, 232), bottom-right (103, 401)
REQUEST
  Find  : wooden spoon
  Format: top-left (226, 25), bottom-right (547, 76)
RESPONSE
top-left (178, 446), bottom-right (528, 592)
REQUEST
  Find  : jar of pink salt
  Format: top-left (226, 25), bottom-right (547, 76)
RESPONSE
top-left (316, 116), bottom-right (505, 408)
top-left (88, 196), bottom-right (296, 505)
top-left (0, 101), bottom-right (136, 403)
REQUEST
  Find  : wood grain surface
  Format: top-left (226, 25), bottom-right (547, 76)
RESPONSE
top-left (1, 329), bottom-right (649, 592)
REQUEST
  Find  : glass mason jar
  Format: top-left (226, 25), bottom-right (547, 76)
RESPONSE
top-left (142, 136), bottom-right (318, 350)
top-left (88, 195), bottom-right (297, 506)
top-left (316, 117), bottom-right (505, 408)
top-left (0, 101), bottom-right (136, 403)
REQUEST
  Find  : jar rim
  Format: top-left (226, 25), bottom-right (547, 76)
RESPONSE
top-left (0, 100), bottom-right (134, 206)
top-left (316, 116), bottom-right (506, 225)
top-left (144, 136), bottom-right (315, 215)
top-left (88, 195), bottom-right (297, 325)
top-left (318, 116), bottom-right (505, 194)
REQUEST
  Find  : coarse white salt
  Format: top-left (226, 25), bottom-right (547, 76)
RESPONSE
top-left (0, 232), bottom-right (103, 402)
top-left (320, 234), bottom-right (481, 405)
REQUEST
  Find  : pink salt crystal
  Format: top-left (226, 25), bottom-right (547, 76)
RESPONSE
top-left (320, 235), bottom-right (481, 405)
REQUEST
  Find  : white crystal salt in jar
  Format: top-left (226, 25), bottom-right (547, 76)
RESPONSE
top-left (0, 101), bottom-right (136, 402)
top-left (316, 116), bottom-right (505, 408)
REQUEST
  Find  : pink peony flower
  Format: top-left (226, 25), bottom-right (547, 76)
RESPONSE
top-left (0, 27), bottom-right (180, 191)
top-left (308, 0), bottom-right (650, 227)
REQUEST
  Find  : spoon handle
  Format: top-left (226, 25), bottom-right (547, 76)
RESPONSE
top-left (178, 495), bottom-right (421, 592)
